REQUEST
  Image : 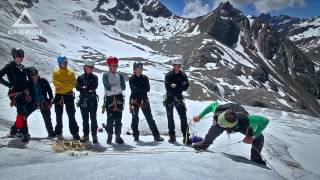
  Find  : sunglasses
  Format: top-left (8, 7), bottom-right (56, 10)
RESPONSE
top-left (110, 65), bottom-right (118, 68)
top-left (31, 73), bottom-right (38, 76)
top-left (86, 66), bottom-right (94, 69)
top-left (16, 56), bottom-right (24, 58)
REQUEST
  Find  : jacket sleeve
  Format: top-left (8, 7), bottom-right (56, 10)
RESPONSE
top-left (0, 64), bottom-right (12, 88)
top-left (129, 76), bottom-right (136, 91)
top-left (91, 75), bottom-right (98, 90)
top-left (52, 70), bottom-right (63, 88)
top-left (199, 101), bottom-right (219, 119)
top-left (120, 73), bottom-right (126, 91)
top-left (181, 72), bottom-right (189, 91)
top-left (248, 115), bottom-right (269, 137)
top-left (44, 79), bottom-right (53, 101)
top-left (63, 71), bottom-right (76, 90)
top-left (145, 76), bottom-right (150, 92)
top-left (164, 73), bottom-right (172, 92)
top-left (103, 72), bottom-right (111, 91)
top-left (76, 76), bottom-right (84, 92)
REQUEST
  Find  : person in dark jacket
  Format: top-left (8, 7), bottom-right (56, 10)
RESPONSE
top-left (0, 48), bottom-right (30, 142)
top-left (192, 101), bottom-right (269, 165)
top-left (25, 67), bottom-right (55, 138)
top-left (129, 62), bottom-right (164, 142)
top-left (164, 58), bottom-right (191, 144)
top-left (76, 60), bottom-right (99, 144)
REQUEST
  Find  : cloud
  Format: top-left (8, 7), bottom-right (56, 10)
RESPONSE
top-left (212, 0), bottom-right (306, 13)
top-left (182, 0), bottom-right (211, 18)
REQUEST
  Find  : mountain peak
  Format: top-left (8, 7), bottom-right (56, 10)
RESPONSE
top-left (217, 1), bottom-right (234, 11)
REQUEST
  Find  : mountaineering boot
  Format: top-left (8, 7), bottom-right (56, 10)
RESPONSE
top-left (168, 135), bottom-right (176, 144)
top-left (22, 133), bottom-right (30, 143)
top-left (115, 135), bottom-right (124, 144)
top-left (154, 136), bottom-right (164, 142)
top-left (193, 142), bottom-right (209, 151)
top-left (107, 134), bottom-right (112, 144)
top-left (47, 132), bottom-right (56, 139)
top-left (92, 135), bottom-right (98, 144)
top-left (134, 136), bottom-right (139, 142)
top-left (56, 134), bottom-right (64, 140)
top-left (251, 158), bottom-right (267, 166)
top-left (73, 134), bottom-right (80, 141)
top-left (183, 136), bottom-right (192, 145)
top-left (80, 135), bottom-right (89, 142)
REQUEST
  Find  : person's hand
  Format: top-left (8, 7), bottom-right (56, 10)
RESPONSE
top-left (193, 115), bottom-right (200, 123)
top-left (170, 84), bottom-right (176, 88)
top-left (26, 95), bottom-right (32, 102)
top-left (242, 136), bottom-right (254, 144)
top-left (49, 100), bottom-right (53, 109)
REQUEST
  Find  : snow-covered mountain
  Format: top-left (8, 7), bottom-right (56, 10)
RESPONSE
top-left (0, 1), bottom-right (320, 180)
top-left (0, 0), bottom-right (319, 115)
top-left (258, 13), bottom-right (320, 69)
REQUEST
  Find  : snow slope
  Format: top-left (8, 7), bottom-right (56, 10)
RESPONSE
top-left (1, 62), bottom-right (320, 180)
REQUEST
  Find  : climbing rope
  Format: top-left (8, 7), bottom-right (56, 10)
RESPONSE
top-left (52, 140), bottom-right (86, 153)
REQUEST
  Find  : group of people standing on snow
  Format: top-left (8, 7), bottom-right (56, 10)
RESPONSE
top-left (0, 48), bottom-right (269, 165)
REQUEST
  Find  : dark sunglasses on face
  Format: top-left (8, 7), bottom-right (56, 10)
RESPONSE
top-left (110, 65), bottom-right (118, 68)
top-left (87, 66), bottom-right (94, 69)
top-left (31, 73), bottom-right (38, 76)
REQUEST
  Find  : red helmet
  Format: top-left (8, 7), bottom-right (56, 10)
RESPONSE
top-left (107, 56), bottom-right (118, 65)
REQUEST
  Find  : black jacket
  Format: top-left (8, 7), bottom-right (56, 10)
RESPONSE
top-left (129, 74), bottom-right (150, 100)
top-left (0, 61), bottom-right (28, 92)
top-left (213, 103), bottom-right (253, 136)
top-left (164, 70), bottom-right (189, 97)
top-left (76, 73), bottom-right (98, 95)
top-left (28, 78), bottom-right (53, 102)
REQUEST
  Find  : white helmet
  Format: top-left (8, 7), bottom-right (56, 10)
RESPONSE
top-left (84, 60), bottom-right (95, 67)
top-left (172, 58), bottom-right (183, 65)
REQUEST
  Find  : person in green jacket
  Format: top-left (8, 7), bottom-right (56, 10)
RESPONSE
top-left (192, 101), bottom-right (269, 165)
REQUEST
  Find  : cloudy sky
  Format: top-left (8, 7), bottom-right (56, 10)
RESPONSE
top-left (160, 0), bottom-right (320, 18)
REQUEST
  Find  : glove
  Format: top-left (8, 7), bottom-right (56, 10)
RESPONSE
top-left (193, 115), bottom-right (200, 123)
top-left (242, 136), bottom-right (254, 144)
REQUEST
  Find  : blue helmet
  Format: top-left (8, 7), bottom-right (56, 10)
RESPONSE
top-left (57, 55), bottom-right (68, 64)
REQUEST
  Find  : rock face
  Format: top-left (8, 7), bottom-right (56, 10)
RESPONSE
top-left (197, 2), bottom-right (250, 47)
top-left (261, 14), bottom-right (320, 65)
top-left (253, 17), bottom-right (320, 99)
top-left (94, 0), bottom-right (172, 25)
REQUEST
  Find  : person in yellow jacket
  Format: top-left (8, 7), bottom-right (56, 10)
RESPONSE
top-left (52, 55), bottom-right (80, 140)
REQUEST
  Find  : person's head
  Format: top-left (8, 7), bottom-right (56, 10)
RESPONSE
top-left (107, 56), bottom-right (118, 73)
top-left (133, 62), bottom-right (143, 77)
top-left (83, 60), bottom-right (95, 74)
top-left (26, 67), bottom-right (39, 83)
top-left (217, 110), bottom-right (238, 129)
top-left (57, 55), bottom-right (68, 69)
top-left (11, 48), bottom-right (24, 65)
top-left (172, 58), bottom-right (183, 73)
